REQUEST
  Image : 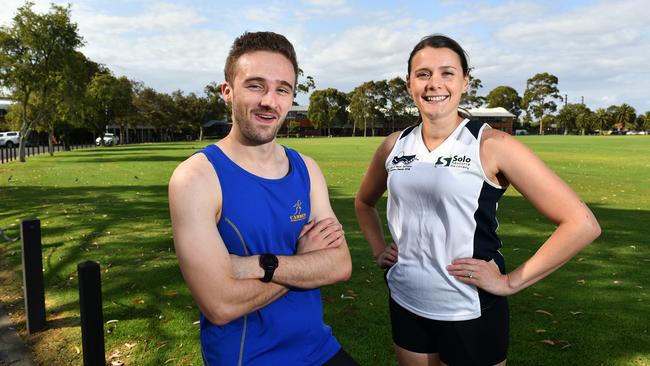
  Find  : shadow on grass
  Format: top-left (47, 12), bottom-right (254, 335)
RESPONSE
top-left (328, 192), bottom-right (650, 365)
top-left (31, 142), bottom-right (203, 164)
top-left (0, 183), bottom-right (648, 365)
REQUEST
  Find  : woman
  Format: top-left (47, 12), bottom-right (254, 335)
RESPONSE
top-left (354, 34), bottom-right (600, 366)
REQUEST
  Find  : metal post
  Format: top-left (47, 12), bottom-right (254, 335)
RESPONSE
top-left (78, 261), bottom-right (106, 366)
top-left (20, 218), bottom-right (46, 333)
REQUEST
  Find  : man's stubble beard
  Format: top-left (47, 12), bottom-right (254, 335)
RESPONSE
top-left (232, 101), bottom-right (285, 145)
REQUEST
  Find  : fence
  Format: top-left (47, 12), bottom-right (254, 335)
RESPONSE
top-left (0, 143), bottom-right (95, 164)
top-left (5, 219), bottom-right (106, 365)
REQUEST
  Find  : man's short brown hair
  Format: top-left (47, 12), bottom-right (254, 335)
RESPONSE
top-left (224, 31), bottom-right (299, 86)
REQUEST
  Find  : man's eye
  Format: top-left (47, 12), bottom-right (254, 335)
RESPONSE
top-left (416, 72), bottom-right (430, 79)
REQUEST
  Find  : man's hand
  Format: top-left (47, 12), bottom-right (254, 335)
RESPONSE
top-left (296, 218), bottom-right (344, 254)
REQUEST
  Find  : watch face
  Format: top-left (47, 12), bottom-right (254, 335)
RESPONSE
top-left (260, 254), bottom-right (278, 269)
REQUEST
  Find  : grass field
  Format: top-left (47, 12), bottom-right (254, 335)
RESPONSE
top-left (0, 135), bottom-right (649, 365)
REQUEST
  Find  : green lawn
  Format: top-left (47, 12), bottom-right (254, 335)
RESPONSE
top-left (0, 136), bottom-right (648, 365)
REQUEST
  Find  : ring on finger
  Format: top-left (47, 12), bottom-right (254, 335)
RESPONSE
top-left (467, 271), bottom-right (474, 279)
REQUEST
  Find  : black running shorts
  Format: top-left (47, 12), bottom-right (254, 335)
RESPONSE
top-left (389, 296), bottom-right (509, 366)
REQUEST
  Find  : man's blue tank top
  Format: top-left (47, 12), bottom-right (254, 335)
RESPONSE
top-left (198, 144), bottom-right (341, 366)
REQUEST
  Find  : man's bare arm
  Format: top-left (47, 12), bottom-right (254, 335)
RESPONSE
top-left (169, 154), bottom-right (288, 325)
top-left (228, 155), bottom-right (353, 289)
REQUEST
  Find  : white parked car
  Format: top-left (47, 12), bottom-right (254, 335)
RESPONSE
top-left (0, 131), bottom-right (20, 148)
top-left (96, 132), bottom-right (119, 146)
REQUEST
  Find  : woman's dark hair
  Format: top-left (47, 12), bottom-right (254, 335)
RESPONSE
top-left (407, 34), bottom-right (469, 78)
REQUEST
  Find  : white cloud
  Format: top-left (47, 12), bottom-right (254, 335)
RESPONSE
top-left (74, 2), bottom-right (205, 36)
top-left (3, 0), bottom-right (648, 111)
top-left (238, 5), bottom-right (288, 25)
top-left (302, 24), bottom-right (417, 86)
top-left (0, 0), bottom-right (70, 26)
top-left (302, 0), bottom-right (347, 7)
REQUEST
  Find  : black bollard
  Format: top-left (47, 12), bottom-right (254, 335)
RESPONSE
top-left (78, 261), bottom-right (106, 366)
top-left (20, 218), bottom-right (46, 333)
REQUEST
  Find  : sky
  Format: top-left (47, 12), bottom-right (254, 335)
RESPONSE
top-left (2, 0), bottom-right (649, 113)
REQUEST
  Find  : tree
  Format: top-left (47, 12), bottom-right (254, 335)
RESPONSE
top-left (460, 76), bottom-right (485, 108)
top-left (86, 73), bottom-right (134, 145)
top-left (521, 72), bottom-right (562, 135)
top-left (556, 103), bottom-right (592, 134)
top-left (383, 77), bottom-right (417, 132)
top-left (9, 51), bottom-right (102, 154)
top-left (174, 88), bottom-right (225, 141)
top-left (112, 76), bottom-right (135, 144)
top-left (486, 86), bottom-right (522, 120)
top-left (348, 81), bottom-right (386, 137)
top-left (592, 108), bottom-right (611, 133)
top-left (604, 105), bottom-right (620, 131)
top-left (132, 87), bottom-right (178, 142)
top-left (0, 2), bottom-right (83, 161)
top-left (614, 103), bottom-right (636, 131)
top-left (636, 111), bottom-right (650, 132)
top-left (49, 52), bottom-right (105, 149)
top-left (296, 68), bottom-right (316, 96)
top-left (575, 108), bottom-right (595, 134)
top-left (307, 88), bottom-right (348, 136)
top-left (205, 81), bottom-right (230, 119)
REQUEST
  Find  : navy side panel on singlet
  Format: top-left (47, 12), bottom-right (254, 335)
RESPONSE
top-left (465, 122), bottom-right (507, 308)
top-left (197, 144), bottom-right (340, 366)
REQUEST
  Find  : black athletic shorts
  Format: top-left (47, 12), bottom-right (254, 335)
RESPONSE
top-left (322, 348), bottom-right (359, 366)
top-left (389, 295), bottom-right (509, 366)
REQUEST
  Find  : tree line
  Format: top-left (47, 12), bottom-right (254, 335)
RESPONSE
top-left (3, 4), bottom-right (649, 164)
top-left (308, 71), bottom-right (650, 137)
top-left (0, 3), bottom-right (233, 162)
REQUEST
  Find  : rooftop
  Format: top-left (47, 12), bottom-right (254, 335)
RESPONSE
top-left (466, 107), bottom-right (515, 118)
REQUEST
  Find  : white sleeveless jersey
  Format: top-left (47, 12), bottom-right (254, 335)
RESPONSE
top-left (385, 119), bottom-right (507, 321)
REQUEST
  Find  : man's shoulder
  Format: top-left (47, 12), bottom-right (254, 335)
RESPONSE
top-left (294, 151), bottom-right (322, 177)
top-left (170, 152), bottom-right (219, 192)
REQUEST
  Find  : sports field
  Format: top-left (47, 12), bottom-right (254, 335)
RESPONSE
top-left (0, 136), bottom-right (648, 365)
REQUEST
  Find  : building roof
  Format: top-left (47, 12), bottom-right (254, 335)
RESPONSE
top-left (204, 119), bottom-right (232, 127)
top-left (0, 98), bottom-right (14, 111)
top-left (290, 105), bottom-right (308, 113)
top-left (466, 107), bottom-right (515, 118)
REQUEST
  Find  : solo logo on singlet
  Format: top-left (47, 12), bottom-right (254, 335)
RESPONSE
top-left (434, 155), bottom-right (471, 170)
top-left (389, 152), bottom-right (418, 171)
top-left (290, 200), bottom-right (307, 222)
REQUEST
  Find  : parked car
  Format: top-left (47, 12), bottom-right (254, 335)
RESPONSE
top-left (0, 131), bottom-right (20, 148)
top-left (95, 133), bottom-right (119, 146)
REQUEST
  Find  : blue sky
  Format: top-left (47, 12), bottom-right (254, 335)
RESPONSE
top-left (3, 0), bottom-right (649, 113)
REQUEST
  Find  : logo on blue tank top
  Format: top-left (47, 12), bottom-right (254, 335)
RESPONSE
top-left (290, 200), bottom-right (307, 222)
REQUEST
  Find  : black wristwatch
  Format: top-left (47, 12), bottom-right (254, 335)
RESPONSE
top-left (259, 254), bottom-right (278, 283)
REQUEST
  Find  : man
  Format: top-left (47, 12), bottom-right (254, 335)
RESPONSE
top-left (169, 32), bottom-right (358, 365)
